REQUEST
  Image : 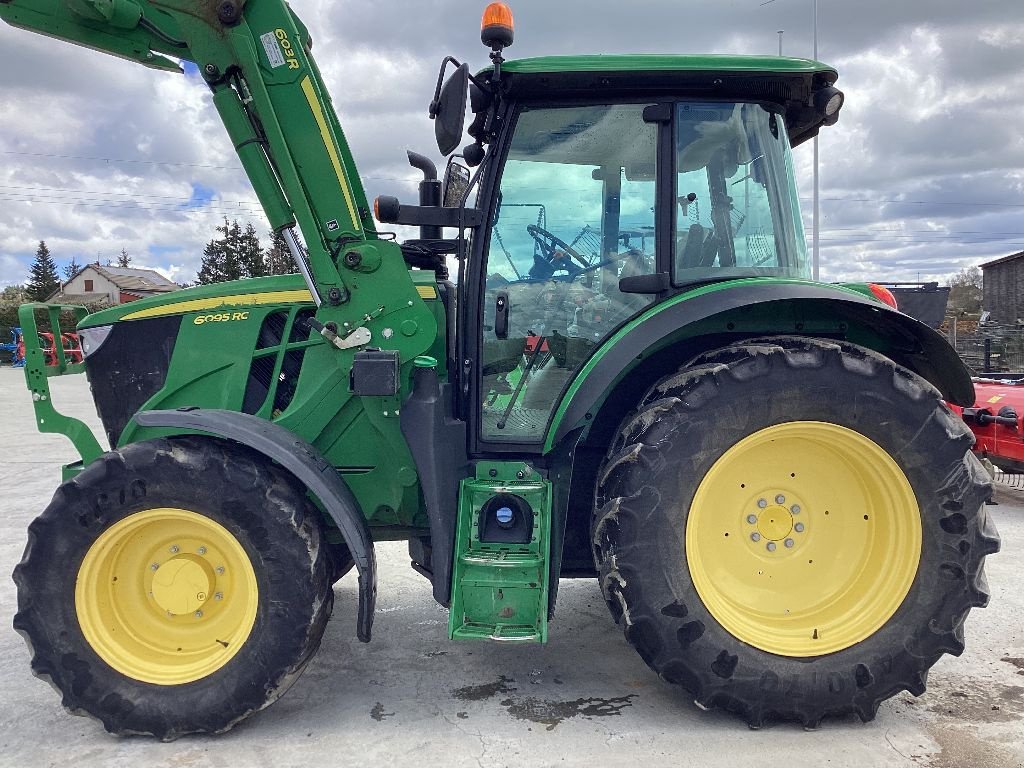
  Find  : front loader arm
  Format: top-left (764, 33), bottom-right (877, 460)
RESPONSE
top-left (1, 0), bottom-right (375, 305)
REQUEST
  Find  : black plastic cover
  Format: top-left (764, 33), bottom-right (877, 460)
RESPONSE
top-left (350, 349), bottom-right (400, 396)
top-left (399, 366), bottom-right (469, 607)
top-left (86, 315), bottom-right (180, 446)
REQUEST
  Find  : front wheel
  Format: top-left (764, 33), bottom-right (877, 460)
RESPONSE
top-left (593, 337), bottom-right (999, 727)
top-left (13, 437), bottom-right (333, 739)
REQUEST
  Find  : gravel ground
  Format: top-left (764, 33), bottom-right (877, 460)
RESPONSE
top-left (0, 366), bottom-right (1021, 767)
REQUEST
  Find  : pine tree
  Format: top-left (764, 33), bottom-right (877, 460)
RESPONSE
top-left (224, 220), bottom-right (243, 280)
top-left (196, 237), bottom-right (224, 285)
top-left (265, 229), bottom-right (299, 275)
top-left (63, 257), bottom-right (82, 280)
top-left (196, 219), bottom-right (245, 285)
top-left (117, 248), bottom-right (132, 268)
top-left (238, 222), bottom-right (265, 278)
top-left (26, 240), bottom-right (61, 301)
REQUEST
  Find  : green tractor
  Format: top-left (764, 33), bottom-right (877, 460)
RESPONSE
top-left (3, 0), bottom-right (998, 738)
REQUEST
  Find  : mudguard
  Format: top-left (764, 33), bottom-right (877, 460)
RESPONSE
top-left (545, 280), bottom-right (973, 451)
top-left (133, 408), bottom-right (376, 642)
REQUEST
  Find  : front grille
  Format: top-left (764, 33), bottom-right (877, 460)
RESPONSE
top-left (86, 315), bottom-right (181, 446)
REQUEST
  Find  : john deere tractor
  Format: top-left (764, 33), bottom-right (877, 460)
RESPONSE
top-left (2, 0), bottom-right (998, 738)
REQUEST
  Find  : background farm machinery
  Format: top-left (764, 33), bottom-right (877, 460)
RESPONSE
top-left (1, 325), bottom-right (81, 368)
top-left (953, 378), bottom-right (1024, 475)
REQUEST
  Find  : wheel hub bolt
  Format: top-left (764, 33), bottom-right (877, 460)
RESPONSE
top-left (150, 563), bottom-right (159, 571)
top-left (766, 542), bottom-right (777, 552)
top-left (746, 514), bottom-right (758, 524)
top-left (197, 546), bottom-right (207, 556)
top-left (169, 545), bottom-right (180, 554)
top-left (757, 499), bottom-right (768, 509)
top-left (791, 505), bottom-right (801, 514)
top-left (215, 592), bottom-right (224, 601)
top-left (216, 566), bottom-right (225, 574)
top-left (784, 538), bottom-right (795, 548)
top-left (194, 610), bottom-right (203, 618)
top-left (750, 532), bottom-right (761, 542)
top-left (794, 522), bottom-right (805, 533)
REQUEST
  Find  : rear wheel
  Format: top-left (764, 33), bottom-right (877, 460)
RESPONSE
top-left (14, 437), bottom-right (333, 739)
top-left (593, 336), bottom-right (999, 727)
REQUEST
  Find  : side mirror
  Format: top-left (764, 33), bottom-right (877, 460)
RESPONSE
top-left (443, 162), bottom-right (471, 207)
top-left (434, 63), bottom-right (469, 156)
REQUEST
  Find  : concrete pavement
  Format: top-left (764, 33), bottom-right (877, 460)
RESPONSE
top-left (0, 366), bottom-right (1021, 767)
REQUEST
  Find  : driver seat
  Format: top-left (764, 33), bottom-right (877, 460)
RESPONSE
top-left (677, 223), bottom-right (707, 270)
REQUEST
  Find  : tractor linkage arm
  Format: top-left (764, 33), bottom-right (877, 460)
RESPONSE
top-left (0, 0), bottom-right (377, 306)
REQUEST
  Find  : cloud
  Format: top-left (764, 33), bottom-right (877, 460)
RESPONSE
top-left (0, 0), bottom-right (1022, 289)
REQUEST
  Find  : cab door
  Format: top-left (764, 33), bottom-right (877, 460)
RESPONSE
top-left (473, 103), bottom-right (662, 449)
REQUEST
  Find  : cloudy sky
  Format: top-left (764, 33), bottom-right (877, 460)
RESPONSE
top-left (0, 0), bottom-right (1022, 288)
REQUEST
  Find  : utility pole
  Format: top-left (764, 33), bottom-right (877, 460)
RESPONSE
top-left (761, 0), bottom-right (821, 279)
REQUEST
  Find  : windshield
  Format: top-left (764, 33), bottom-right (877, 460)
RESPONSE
top-left (674, 102), bottom-right (808, 282)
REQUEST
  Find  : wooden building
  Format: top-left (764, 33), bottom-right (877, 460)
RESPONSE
top-left (47, 263), bottom-right (178, 307)
top-left (980, 251), bottom-right (1024, 325)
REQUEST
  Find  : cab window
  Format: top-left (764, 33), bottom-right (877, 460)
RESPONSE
top-left (674, 102), bottom-right (808, 282)
top-left (480, 103), bottom-right (658, 441)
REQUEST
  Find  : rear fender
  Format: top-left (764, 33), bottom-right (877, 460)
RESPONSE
top-left (544, 281), bottom-right (972, 452)
top-left (133, 408), bottom-right (376, 642)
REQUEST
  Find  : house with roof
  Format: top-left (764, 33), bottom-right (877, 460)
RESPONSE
top-left (47, 263), bottom-right (179, 306)
top-left (980, 251), bottom-right (1024, 325)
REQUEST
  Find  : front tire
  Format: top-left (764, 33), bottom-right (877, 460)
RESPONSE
top-left (13, 437), bottom-right (333, 739)
top-left (593, 337), bottom-right (999, 727)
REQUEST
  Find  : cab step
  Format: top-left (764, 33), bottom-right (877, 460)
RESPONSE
top-left (448, 462), bottom-right (551, 643)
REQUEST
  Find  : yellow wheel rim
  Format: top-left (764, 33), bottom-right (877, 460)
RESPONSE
top-left (686, 421), bottom-right (921, 657)
top-left (76, 508), bottom-right (259, 685)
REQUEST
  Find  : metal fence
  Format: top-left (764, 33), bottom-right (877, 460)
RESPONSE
top-left (949, 325), bottom-right (1024, 375)
top-left (995, 470), bottom-right (1024, 491)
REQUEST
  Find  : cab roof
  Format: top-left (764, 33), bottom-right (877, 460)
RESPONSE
top-left (500, 54), bottom-right (835, 77)
top-left (486, 55), bottom-right (840, 147)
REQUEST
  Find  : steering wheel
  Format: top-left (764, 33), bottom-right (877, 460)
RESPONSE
top-left (526, 224), bottom-right (591, 279)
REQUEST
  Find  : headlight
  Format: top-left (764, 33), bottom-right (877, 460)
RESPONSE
top-left (78, 325), bottom-right (113, 358)
top-left (814, 86), bottom-right (845, 124)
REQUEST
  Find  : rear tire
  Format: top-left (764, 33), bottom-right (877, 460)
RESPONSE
top-left (13, 437), bottom-right (333, 739)
top-left (593, 336), bottom-right (999, 727)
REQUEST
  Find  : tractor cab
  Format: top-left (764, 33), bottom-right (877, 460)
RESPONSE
top-left (468, 89), bottom-right (816, 443)
top-left (380, 49), bottom-right (845, 449)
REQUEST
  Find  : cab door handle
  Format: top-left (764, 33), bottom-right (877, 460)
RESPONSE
top-left (495, 291), bottom-right (509, 339)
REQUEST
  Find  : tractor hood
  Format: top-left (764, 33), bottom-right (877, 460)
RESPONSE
top-left (79, 274), bottom-right (312, 329)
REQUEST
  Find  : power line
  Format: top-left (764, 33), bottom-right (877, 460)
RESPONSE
top-left (804, 227), bottom-right (1024, 236)
top-left (0, 195), bottom-right (264, 216)
top-left (0, 150), bottom-right (418, 183)
top-left (4, 194), bottom-right (1024, 243)
top-left (0, 150), bottom-right (239, 171)
top-left (810, 236), bottom-right (1024, 244)
top-left (5, 150), bottom-right (1022, 204)
top-left (799, 196), bottom-right (1024, 209)
top-left (0, 183), bottom-right (262, 207)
